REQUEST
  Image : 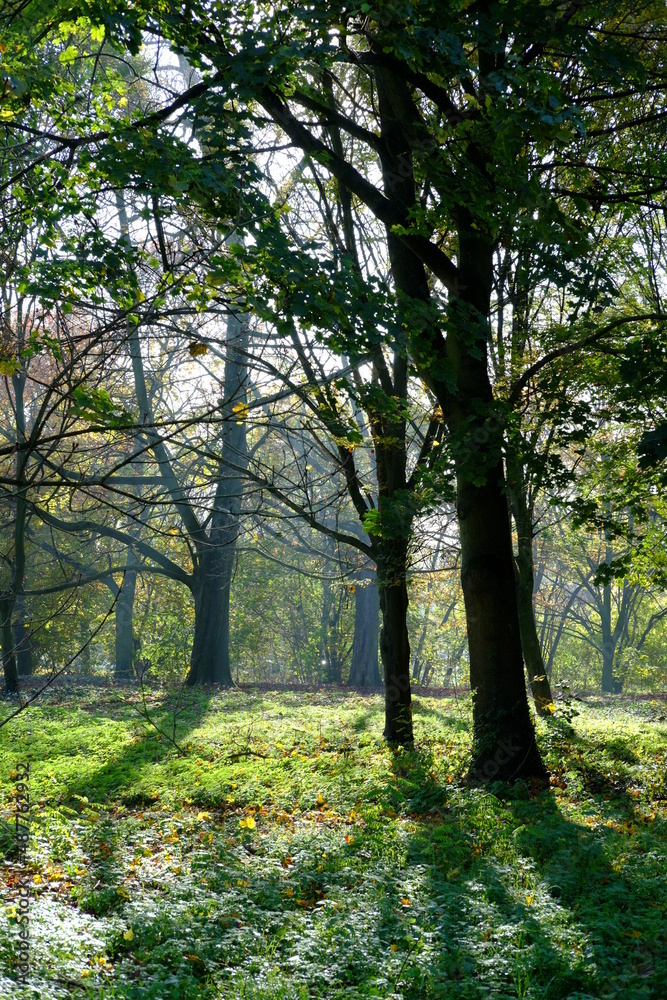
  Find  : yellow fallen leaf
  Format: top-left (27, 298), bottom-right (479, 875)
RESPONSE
top-left (390, 943), bottom-right (398, 952)
top-left (123, 929), bottom-right (134, 942)
top-left (316, 793), bottom-right (325, 806)
top-left (196, 811), bottom-right (212, 822)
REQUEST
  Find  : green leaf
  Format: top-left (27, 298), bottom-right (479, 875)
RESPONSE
top-left (59, 45), bottom-right (78, 64)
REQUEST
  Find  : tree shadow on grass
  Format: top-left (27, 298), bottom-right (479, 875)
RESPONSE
top-left (378, 746), bottom-right (666, 999)
top-left (44, 688), bottom-right (215, 807)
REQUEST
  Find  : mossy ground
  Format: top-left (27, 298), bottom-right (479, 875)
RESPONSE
top-left (0, 684), bottom-right (666, 998)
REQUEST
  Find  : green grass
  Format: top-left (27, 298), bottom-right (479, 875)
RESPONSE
top-left (0, 684), bottom-right (666, 999)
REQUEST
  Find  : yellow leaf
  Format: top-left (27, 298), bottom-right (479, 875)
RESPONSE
top-left (401, 897), bottom-right (410, 906)
top-left (390, 943), bottom-right (398, 951)
top-left (232, 401), bottom-right (249, 423)
top-left (525, 894), bottom-right (534, 904)
top-left (0, 357), bottom-right (20, 375)
top-left (285, 887), bottom-right (294, 896)
top-left (345, 834), bottom-right (354, 845)
top-left (196, 811), bottom-right (212, 822)
top-left (316, 793), bottom-right (325, 806)
top-left (123, 928), bottom-right (134, 941)
top-left (240, 816), bottom-right (256, 830)
top-left (167, 526), bottom-right (179, 535)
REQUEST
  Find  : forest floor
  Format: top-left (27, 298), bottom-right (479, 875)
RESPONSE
top-left (0, 685), bottom-right (666, 999)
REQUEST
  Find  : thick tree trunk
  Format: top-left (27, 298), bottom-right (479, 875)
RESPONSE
top-left (115, 570), bottom-right (137, 681)
top-left (188, 546), bottom-right (235, 686)
top-left (186, 308), bottom-right (247, 687)
top-left (1, 596), bottom-right (18, 694)
top-left (378, 544), bottom-right (412, 743)
top-left (457, 462), bottom-right (544, 779)
top-left (449, 236), bottom-right (544, 781)
top-left (348, 579), bottom-right (381, 687)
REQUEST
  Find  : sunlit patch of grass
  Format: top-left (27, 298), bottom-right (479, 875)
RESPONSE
top-left (0, 687), bottom-right (665, 997)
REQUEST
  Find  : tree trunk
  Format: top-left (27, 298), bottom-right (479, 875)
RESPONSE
top-left (188, 546), bottom-right (234, 686)
top-left (348, 579), bottom-right (381, 687)
top-left (457, 462), bottom-right (544, 779)
top-left (1, 596), bottom-right (18, 693)
top-left (378, 544), bottom-right (412, 743)
top-left (186, 308), bottom-right (247, 687)
top-left (600, 578), bottom-right (615, 692)
top-left (449, 235), bottom-right (545, 781)
top-left (115, 570), bottom-right (137, 681)
top-left (601, 641), bottom-right (614, 693)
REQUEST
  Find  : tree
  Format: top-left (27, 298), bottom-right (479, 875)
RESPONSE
top-left (6, 3), bottom-right (667, 778)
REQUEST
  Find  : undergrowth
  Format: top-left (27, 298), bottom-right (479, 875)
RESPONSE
top-left (0, 685), bottom-right (665, 999)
